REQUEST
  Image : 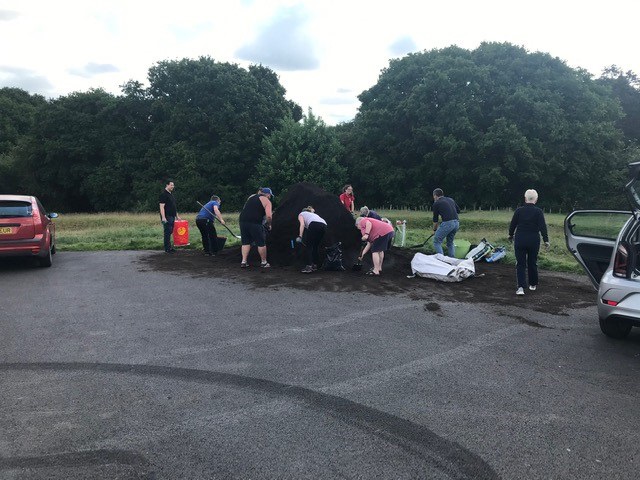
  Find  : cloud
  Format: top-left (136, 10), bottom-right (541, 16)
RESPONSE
top-left (0, 66), bottom-right (53, 94)
top-left (0, 10), bottom-right (19, 21)
top-left (389, 36), bottom-right (417, 56)
top-left (68, 62), bottom-right (120, 78)
top-left (320, 96), bottom-right (356, 105)
top-left (336, 88), bottom-right (352, 94)
top-left (235, 5), bottom-right (319, 71)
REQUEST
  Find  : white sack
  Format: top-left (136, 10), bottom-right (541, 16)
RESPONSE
top-left (410, 253), bottom-right (475, 282)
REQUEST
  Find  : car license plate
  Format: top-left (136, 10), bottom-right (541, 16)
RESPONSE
top-left (0, 227), bottom-right (12, 234)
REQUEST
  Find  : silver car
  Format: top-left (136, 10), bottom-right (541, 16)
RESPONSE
top-left (565, 161), bottom-right (640, 338)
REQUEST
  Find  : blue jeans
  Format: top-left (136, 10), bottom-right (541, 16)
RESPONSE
top-left (434, 220), bottom-right (459, 257)
top-left (163, 216), bottom-right (175, 251)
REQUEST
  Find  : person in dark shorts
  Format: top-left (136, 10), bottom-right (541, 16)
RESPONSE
top-left (297, 206), bottom-right (327, 273)
top-left (195, 195), bottom-right (226, 256)
top-left (238, 187), bottom-right (273, 268)
top-left (509, 189), bottom-right (550, 296)
top-left (159, 179), bottom-right (181, 254)
top-left (355, 216), bottom-right (394, 276)
top-left (432, 188), bottom-right (460, 257)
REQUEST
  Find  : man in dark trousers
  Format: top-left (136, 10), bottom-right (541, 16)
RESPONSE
top-left (159, 179), bottom-right (181, 254)
top-left (432, 188), bottom-right (460, 257)
top-left (238, 187), bottom-right (273, 268)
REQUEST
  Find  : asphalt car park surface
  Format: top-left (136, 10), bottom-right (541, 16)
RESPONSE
top-left (1, 251), bottom-right (639, 479)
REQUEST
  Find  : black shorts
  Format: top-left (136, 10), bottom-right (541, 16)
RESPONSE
top-left (371, 231), bottom-right (394, 253)
top-left (240, 222), bottom-right (266, 247)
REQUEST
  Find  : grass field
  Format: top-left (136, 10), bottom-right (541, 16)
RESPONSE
top-left (53, 209), bottom-right (585, 273)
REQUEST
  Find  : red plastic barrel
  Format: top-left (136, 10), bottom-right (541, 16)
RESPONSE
top-left (172, 220), bottom-right (190, 246)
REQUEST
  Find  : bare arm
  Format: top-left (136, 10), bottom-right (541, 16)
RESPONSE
top-left (159, 203), bottom-right (166, 222)
top-left (213, 205), bottom-right (225, 224)
top-left (360, 242), bottom-right (371, 258)
top-left (260, 196), bottom-right (273, 228)
top-left (298, 214), bottom-right (305, 238)
top-left (362, 220), bottom-right (372, 241)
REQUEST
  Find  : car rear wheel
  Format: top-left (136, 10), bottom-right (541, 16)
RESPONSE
top-left (599, 317), bottom-right (632, 339)
top-left (39, 245), bottom-right (52, 267)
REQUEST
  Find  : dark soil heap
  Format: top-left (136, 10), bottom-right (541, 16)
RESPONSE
top-left (267, 183), bottom-right (361, 266)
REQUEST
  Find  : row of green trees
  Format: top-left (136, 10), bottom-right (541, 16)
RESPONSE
top-left (1, 43), bottom-right (639, 212)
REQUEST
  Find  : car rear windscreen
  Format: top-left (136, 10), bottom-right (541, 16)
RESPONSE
top-left (0, 201), bottom-right (32, 218)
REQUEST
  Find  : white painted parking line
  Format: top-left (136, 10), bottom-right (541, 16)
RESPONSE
top-left (324, 324), bottom-right (528, 395)
top-left (142, 303), bottom-right (419, 361)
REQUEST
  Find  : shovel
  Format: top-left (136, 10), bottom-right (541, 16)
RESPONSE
top-left (196, 201), bottom-right (241, 239)
top-left (407, 233), bottom-right (434, 249)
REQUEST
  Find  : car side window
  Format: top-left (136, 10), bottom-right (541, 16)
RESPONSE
top-left (568, 212), bottom-right (632, 241)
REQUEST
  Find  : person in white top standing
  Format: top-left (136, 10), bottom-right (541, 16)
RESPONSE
top-left (297, 206), bottom-right (327, 273)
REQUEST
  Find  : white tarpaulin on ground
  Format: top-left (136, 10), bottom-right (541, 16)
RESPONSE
top-left (410, 253), bottom-right (475, 282)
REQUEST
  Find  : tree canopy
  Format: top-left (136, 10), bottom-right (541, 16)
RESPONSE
top-left (1, 45), bottom-right (639, 213)
top-left (254, 109), bottom-right (346, 198)
top-left (338, 43), bottom-right (634, 210)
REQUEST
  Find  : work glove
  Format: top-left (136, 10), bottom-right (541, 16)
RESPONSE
top-left (544, 241), bottom-right (550, 252)
top-left (296, 236), bottom-right (303, 244)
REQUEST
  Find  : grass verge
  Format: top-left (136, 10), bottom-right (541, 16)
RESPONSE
top-left (53, 210), bottom-right (583, 274)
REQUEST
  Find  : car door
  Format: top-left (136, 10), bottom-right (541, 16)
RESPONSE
top-left (564, 210), bottom-right (633, 288)
top-left (565, 161), bottom-right (640, 288)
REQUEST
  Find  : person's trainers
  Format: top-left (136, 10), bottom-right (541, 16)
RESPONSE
top-left (260, 262), bottom-right (271, 268)
top-left (240, 262), bottom-right (248, 268)
top-left (516, 287), bottom-right (525, 295)
top-left (311, 265), bottom-right (318, 272)
top-left (301, 265), bottom-right (313, 273)
top-left (529, 285), bottom-right (537, 291)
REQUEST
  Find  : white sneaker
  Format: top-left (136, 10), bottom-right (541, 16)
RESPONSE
top-left (516, 287), bottom-right (525, 295)
top-left (529, 285), bottom-right (537, 291)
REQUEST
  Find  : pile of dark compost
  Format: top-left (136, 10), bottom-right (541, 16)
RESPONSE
top-left (139, 245), bottom-right (594, 315)
top-left (140, 183), bottom-right (594, 316)
top-left (267, 182), bottom-right (361, 266)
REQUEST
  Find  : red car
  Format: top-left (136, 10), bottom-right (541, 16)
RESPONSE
top-left (0, 195), bottom-right (58, 267)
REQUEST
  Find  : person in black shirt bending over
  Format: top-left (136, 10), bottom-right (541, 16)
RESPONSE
top-left (432, 188), bottom-right (460, 257)
top-left (509, 189), bottom-right (549, 296)
top-left (159, 179), bottom-right (181, 254)
top-left (238, 187), bottom-right (273, 268)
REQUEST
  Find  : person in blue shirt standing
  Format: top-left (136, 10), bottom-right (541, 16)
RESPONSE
top-left (196, 195), bottom-right (227, 256)
top-left (432, 188), bottom-right (460, 257)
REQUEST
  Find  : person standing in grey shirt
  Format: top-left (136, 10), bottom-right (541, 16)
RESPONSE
top-left (432, 188), bottom-right (460, 257)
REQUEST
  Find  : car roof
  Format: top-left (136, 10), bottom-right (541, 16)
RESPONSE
top-left (0, 195), bottom-right (35, 202)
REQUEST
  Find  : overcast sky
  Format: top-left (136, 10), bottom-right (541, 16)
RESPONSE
top-left (1, 0), bottom-right (638, 125)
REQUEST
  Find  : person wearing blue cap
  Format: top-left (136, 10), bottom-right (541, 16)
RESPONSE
top-left (238, 187), bottom-right (274, 268)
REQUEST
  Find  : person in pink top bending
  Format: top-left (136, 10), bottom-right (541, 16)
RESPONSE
top-left (355, 216), bottom-right (394, 276)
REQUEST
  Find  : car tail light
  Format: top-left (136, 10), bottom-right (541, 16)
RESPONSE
top-left (602, 299), bottom-right (619, 307)
top-left (613, 243), bottom-right (629, 277)
top-left (32, 202), bottom-right (41, 225)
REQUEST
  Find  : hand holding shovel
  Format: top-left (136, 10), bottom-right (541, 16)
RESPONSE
top-left (196, 201), bottom-right (241, 239)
